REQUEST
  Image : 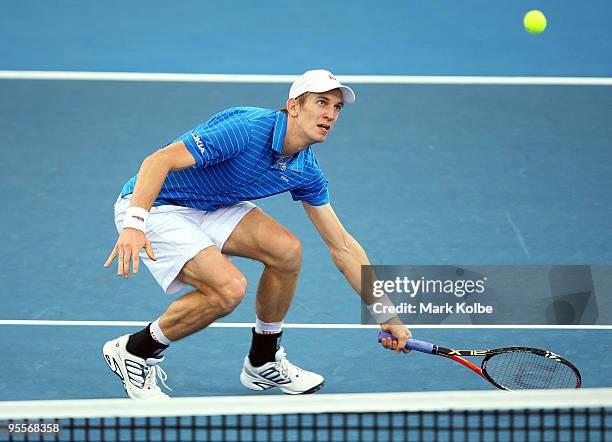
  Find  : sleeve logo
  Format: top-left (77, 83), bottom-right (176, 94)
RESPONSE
top-left (191, 132), bottom-right (205, 153)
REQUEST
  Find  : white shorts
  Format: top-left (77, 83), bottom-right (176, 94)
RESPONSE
top-left (114, 196), bottom-right (256, 294)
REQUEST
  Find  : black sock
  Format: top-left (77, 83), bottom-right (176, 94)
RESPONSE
top-left (248, 328), bottom-right (282, 367)
top-left (126, 323), bottom-right (169, 359)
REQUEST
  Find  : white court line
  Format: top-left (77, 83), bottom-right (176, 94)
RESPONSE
top-left (0, 70), bottom-right (612, 85)
top-left (0, 320), bottom-right (610, 329)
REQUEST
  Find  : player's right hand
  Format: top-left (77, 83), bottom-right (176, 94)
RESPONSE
top-left (103, 228), bottom-right (156, 279)
top-left (379, 322), bottom-right (412, 353)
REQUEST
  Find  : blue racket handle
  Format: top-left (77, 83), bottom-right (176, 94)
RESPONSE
top-left (378, 331), bottom-right (436, 354)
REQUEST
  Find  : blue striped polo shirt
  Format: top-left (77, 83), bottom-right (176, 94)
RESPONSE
top-left (120, 107), bottom-right (330, 211)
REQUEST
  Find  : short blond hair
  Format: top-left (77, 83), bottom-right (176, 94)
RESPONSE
top-left (279, 92), bottom-right (310, 113)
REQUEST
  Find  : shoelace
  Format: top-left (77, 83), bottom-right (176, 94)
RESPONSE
top-left (144, 359), bottom-right (173, 392)
top-left (276, 348), bottom-right (303, 379)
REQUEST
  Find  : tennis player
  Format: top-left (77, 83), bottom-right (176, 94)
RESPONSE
top-left (103, 69), bottom-right (411, 399)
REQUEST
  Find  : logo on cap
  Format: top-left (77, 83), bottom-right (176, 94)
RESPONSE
top-left (328, 74), bottom-right (337, 80)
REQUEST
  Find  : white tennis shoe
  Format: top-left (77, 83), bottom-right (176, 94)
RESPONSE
top-left (240, 346), bottom-right (324, 394)
top-left (102, 334), bottom-right (171, 399)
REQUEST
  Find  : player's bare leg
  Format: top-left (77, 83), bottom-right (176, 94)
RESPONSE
top-left (222, 209), bottom-right (324, 394)
top-left (103, 246), bottom-right (247, 399)
top-left (160, 248), bottom-right (247, 340)
top-left (223, 208), bottom-right (302, 322)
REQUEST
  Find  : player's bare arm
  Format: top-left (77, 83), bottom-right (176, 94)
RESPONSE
top-left (302, 202), bottom-right (412, 352)
top-left (103, 141), bottom-right (196, 278)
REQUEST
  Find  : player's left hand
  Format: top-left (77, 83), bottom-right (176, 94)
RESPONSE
top-left (379, 322), bottom-right (412, 353)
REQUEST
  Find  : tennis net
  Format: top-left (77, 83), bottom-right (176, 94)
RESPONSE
top-left (1, 388), bottom-right (610, 442)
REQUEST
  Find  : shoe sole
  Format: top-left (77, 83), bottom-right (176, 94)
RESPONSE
top-left (240, 371), bottom-right (325, 395)
top-left (296, 381), bottom-right (325, 395)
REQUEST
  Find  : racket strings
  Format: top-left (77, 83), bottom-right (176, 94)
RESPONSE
top-left (484, 351), bottom-right (578, 390)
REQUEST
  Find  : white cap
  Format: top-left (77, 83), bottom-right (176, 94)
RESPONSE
top-left (289, 69), bottom-right (356, 104)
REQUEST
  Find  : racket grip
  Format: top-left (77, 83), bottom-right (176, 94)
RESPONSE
top-left (378, 331), bottom-right (436, 354)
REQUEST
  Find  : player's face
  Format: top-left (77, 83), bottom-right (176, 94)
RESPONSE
top-left (296, 89), bottom-right (344, 144)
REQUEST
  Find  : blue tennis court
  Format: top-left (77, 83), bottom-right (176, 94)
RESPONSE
top-left (1, 0), bottom-right (611, 404)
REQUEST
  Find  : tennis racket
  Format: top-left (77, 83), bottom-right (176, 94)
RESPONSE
top-left (378, 331), bottom-right (581, 390)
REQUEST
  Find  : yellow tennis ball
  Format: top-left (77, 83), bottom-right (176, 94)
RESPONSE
top-left (524, 10), bottom-right (547, 34)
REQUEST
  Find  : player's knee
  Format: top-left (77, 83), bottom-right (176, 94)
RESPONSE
top-left (268, 232), bottom-right (302, 273)
top-left (215, 276), bottom-right (248, 315)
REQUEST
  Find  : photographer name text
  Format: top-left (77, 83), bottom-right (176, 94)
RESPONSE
top-left (372, 301), bottom-right (494, 315)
